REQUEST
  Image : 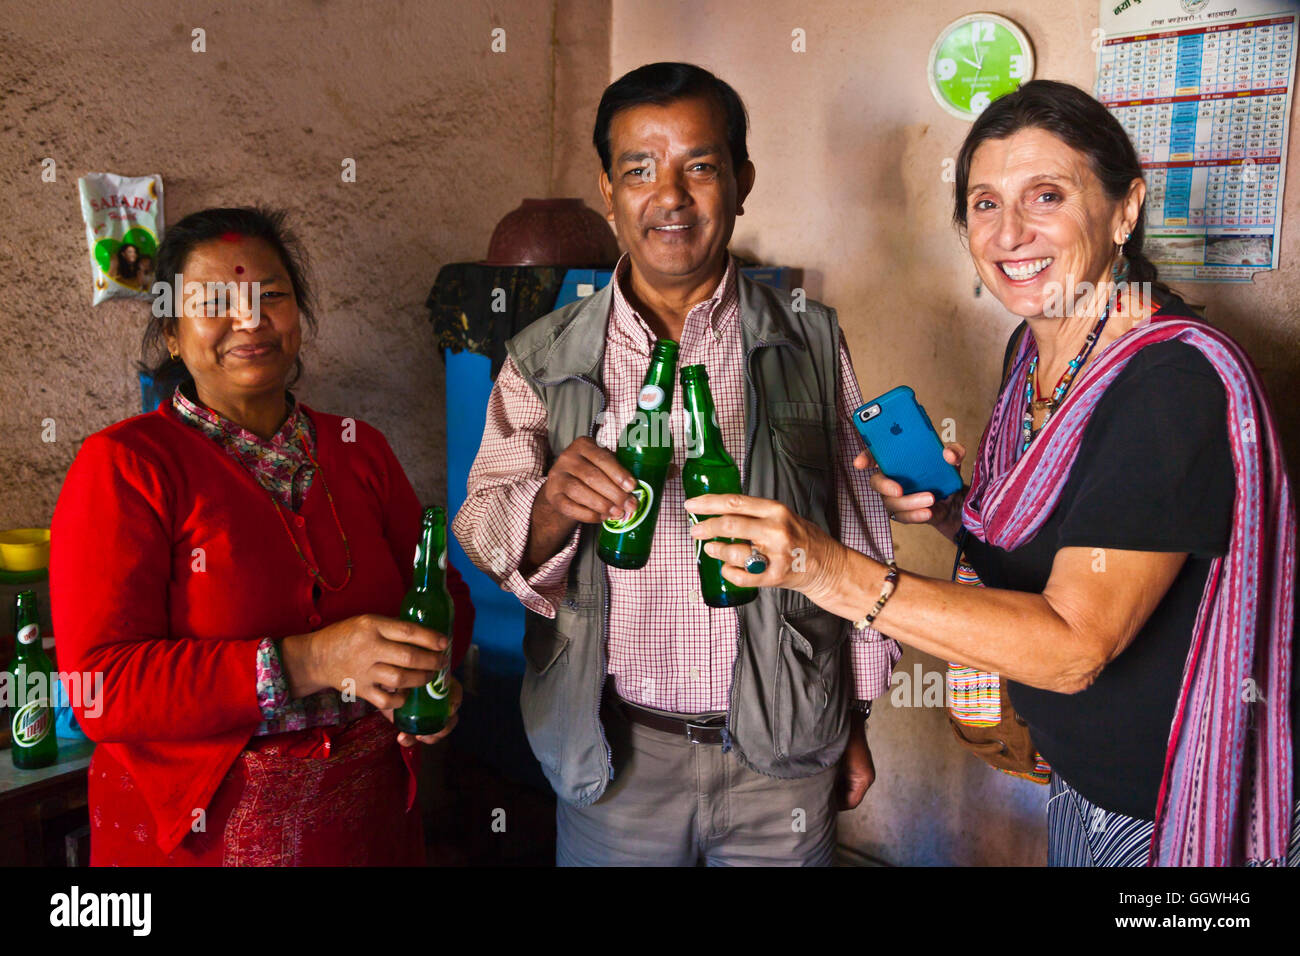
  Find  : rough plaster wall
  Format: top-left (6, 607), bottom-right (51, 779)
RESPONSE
top-left (3, 0), bottom-right (1294, 867)
top-left (0, 0), bottom-right (609, 525)
top-left (553, 0), bottom-right (616, 207)
top-left (612, 0), bottom-right (1299, 865)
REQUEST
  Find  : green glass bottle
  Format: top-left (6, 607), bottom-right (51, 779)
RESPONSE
top-left (680, 364), bottom-right (756, 608)
top-left (599, 339), bottom-right (680, 569)
top-left (8, 590), bottom-right (57, 769)
top-left (393, 507), bottom-right (455, 735)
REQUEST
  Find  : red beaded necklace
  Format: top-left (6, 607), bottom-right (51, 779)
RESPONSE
top-left (271, 445), bottom-right (353, 593)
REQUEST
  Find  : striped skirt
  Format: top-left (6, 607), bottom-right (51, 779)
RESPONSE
top-left (1046, 773), bottom-right (1300, 867)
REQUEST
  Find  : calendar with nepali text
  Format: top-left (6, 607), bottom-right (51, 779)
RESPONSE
top-left (1097, 0), bottom-right (1298, 281)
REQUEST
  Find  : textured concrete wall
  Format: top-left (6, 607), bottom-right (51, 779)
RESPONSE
top-left (611, 0), bottom-right (1300, 865)
top-left (5, 0), bottom-right (1296, 868)
top-left (0, 0), bottom-right (610, 524)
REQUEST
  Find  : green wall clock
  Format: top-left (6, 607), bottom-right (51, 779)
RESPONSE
top-left (927, 13), bottom-right (1034, 120)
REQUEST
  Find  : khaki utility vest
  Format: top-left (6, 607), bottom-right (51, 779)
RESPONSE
top-left (506, 269), bottom-right (852, 806)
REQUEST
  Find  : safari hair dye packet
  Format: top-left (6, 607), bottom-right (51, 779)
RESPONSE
top-left (78, 172), bottom-right (165, 305)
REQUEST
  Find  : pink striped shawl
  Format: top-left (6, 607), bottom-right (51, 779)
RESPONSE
top-left (962, 309), bottom-right (1295, 865)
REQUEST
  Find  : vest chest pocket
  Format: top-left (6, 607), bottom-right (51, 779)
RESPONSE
top-left (767, 401), bottom-right (833, 522)
top-left (769, 401), bottom-right (833, 469)
top-left (772, 604), bottom-right (850, 761)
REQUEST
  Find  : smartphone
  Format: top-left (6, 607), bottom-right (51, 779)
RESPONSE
top-left (852, 386), bottom-right (963, 500)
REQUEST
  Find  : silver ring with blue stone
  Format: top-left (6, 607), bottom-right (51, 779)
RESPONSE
top-left (744, 547), bottom-right (768, 574)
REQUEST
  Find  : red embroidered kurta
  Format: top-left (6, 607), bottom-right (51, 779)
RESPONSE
top-left (50, 402), bottom-right (473, 861)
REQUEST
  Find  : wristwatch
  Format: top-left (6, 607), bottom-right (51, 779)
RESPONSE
top-left (850, 699), bottom-right (872, 719)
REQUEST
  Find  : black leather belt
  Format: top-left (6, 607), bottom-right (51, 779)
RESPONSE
top-left (614, 696), bottom-right (727, 745)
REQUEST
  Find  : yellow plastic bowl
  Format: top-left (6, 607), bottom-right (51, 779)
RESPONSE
top-left (0, 529), bottom-right (51, 571)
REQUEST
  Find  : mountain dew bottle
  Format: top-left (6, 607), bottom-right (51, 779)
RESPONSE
top-left (681, 364), bottom-right (756, 608)
top-left (9, 591), bottom-right (57, 769)
top-left (598, 339), bottom-right (679, 570)
top-left (394, 507), bottom-right (455, 735)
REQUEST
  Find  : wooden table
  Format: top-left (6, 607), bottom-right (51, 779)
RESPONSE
top-left (0, 738), bottom-right (94, 865)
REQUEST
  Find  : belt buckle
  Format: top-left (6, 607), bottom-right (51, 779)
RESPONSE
top-left (684, 718), bottom-right (720, 744)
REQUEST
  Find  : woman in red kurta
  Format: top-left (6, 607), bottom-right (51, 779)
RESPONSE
top-left (50, 207), bottom-right (473, 865)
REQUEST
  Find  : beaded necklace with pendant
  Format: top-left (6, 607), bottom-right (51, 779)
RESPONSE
top-left (1020, 303), bottom-right (1111, 455)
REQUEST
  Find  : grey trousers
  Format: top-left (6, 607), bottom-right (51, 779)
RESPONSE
top-left (555, 702), bottom-right (839, 866)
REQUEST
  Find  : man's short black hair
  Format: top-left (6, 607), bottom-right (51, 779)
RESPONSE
top-left (593, 62), bottom-right (750, 174)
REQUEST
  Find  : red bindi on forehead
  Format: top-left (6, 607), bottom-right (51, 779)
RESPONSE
top-left (219, 231), bottom-right (243, 243)
top-left (235, 265), bottom-right (244, 274)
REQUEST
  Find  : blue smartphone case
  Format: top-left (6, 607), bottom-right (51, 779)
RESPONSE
top-left (852, 386), bottom-right (964, 500)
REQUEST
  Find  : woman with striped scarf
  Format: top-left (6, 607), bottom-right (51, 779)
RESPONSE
top-left (684, 80), bottom-right (1295, 867)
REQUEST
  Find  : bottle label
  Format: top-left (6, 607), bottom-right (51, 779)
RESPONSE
top-left (425, 669), bottom-right (450, 700)
top-left (602, 480), bottom-right (654, 534)
top-left (17, 624), bottom-right (39, 645)
top-left (12, 700), bottom-right (52, 748)
top-left (638, 385), bottom-right (665, 411)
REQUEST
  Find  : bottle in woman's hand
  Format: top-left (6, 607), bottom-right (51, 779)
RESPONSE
top-left (393, 507), bottom-right (455, 735)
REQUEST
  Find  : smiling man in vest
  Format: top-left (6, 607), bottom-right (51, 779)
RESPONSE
top-left (453, 61), bottom-right (899, 865)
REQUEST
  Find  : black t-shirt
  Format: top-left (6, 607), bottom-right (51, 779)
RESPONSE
top-left (964, 314), bottom-right (1236, 820)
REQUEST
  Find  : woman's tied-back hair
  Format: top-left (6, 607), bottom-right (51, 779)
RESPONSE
top-left (141, 206), bottom-right (317, 396)
top-left (952, 79), bottom-right (1166, 292)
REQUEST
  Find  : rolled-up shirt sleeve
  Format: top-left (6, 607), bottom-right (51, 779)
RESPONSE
top-left (834, 332), bottom-right (903, 701)
top-left (451, 355), bottom-right (579, 618)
